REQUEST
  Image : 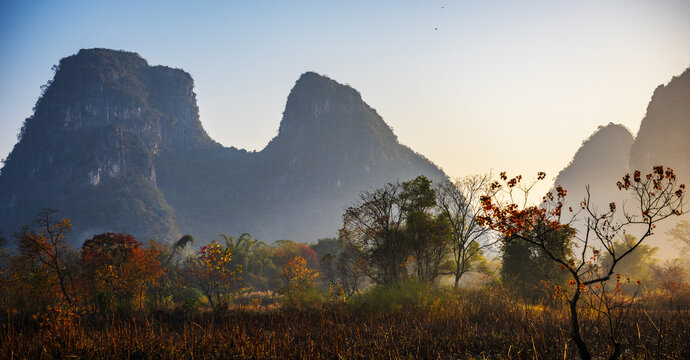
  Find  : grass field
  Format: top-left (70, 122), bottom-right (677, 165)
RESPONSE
top-left (2, 288), bottom-right (688, 360)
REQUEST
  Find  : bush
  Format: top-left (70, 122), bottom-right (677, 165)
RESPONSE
top-left (347, 279), bottom-right (452, 313)
top-left (281, 283), bottom-right (324, 311)
top-left (174, 287), bottom-right (206, 314)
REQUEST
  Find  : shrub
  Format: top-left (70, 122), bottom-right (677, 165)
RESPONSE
top-left (347, 279), bottom-right (451, 313)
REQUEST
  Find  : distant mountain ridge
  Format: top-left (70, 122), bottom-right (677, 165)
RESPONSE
top-left (553, 123), bottom-right (634, 210)
top-left (552, 67), bottom-right (690, 256)
top-left (0, 49), bottom-right (445, 245)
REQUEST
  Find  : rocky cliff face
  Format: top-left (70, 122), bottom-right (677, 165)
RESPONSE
top-left (0, 49), bottom-right (445, 245)
top-left (258, 72), bottom-right (446, 240)
top-left (0, 49), bottom-right (217, 243)
top-left (550, 124), bottom-right (635, 241)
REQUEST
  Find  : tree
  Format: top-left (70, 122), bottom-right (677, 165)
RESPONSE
top-left (81, 232), bottom-right (163, 311)
top-left (320, 243), bottom-right (366, 299)
top-left (186, 241), bottom-right (242, 310)
top-left (435, 174), bottom-right (498, 288)
top-left (148, 235), bottom-right (195, 311)
top-left (0, 232), bottom-right (13, 314)
top-left (341, 176), bottom-right (454, 285)
top-left (17, 209), bottom-right (74, 304)
top-left (273, 240), bottom-right (319, 269)
top-left (478, 166), bottom-right (685, 360)
top-left (667, 220), bottom-right (690, 255)
top-left (310, 238), bottom-right (340, 263)
top-left (650, 259), bottom-right (688, 300)
top-left (340, 181), bottom-right (407, 285)
top-left (401, 176), bottom-right (452, 284)
top-left (599, 234), bottom-right (658, 290)
top-left (280, 255), bottom-right (321, 309)
top-left (405, 212), bottom-right (452, 283)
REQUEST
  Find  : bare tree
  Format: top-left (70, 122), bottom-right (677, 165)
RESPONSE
top-left (435, 174), bottom-right (497, 288)
top-left (17, 209), bottom-right (74, 304)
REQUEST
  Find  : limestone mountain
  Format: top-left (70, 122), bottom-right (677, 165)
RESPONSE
top-left (0, 49), bottom-right (445, 246)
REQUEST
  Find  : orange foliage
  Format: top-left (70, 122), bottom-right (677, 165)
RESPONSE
top-left (81, 233), bottom-right (162, 310)
top-left (283, 256), bottom-right (319, 285)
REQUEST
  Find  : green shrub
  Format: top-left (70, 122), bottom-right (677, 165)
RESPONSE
top-left (347, 279), bottom-right (452, 313)
top-left (280, 283), bottom-right (324, 311)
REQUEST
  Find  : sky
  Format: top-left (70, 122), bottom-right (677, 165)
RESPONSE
top-left (1, 0), bottom-right (690, 196)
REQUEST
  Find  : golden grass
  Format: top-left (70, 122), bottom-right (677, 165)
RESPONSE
top-left (1, 289), bottom-right (688, 359)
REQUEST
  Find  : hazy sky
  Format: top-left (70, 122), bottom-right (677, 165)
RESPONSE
top-left (1, 0), bottom-right (689, 194)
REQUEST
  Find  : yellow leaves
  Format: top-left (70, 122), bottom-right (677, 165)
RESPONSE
top-left (284, 256), bottom-right (319, 285)
top-left (198, 241), bottom-right (235, 277)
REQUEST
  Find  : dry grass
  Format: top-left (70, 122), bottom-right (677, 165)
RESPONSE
top-left (1, 288), bottom-right (688, 359)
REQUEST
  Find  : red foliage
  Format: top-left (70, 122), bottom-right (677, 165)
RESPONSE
top-left (274, 242), bottom-right (319, 269)
top-left (81, 232), bottom-right (140, 271)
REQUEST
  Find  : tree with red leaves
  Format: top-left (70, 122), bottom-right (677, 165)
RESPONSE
top-left (478, 166), bottom-right (685, 360)
top-left (81, 232), bottom-right (162, 311)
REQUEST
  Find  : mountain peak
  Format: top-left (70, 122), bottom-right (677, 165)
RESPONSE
top-left (276, 71), bottom-right (390, 140)
top-left (24, 48), bottom-right (213, 153)
top-left (555, 123), bottom-right (634, 186)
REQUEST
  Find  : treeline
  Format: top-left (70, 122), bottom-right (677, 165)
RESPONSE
top-left (0, 210), bottom-right (331, 315)
top-left (1, 174), bottom-right (688, 319)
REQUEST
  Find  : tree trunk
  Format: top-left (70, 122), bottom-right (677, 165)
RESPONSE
top-left (569, 290), bottom-right (591, 360)
top-left (454, 260), bottom-right (461, 289)
top-left (607, 340), bottom-right (621, 360)
top-left (56, 270), bottom-right (72, 305)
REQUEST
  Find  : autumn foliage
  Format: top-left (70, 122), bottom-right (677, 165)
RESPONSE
top-left (186, 240), bottom-right (242, 310)
top-left (81, 232), bottom-right (163, 311)
top-left (281, 255), bottom-right (321, 310)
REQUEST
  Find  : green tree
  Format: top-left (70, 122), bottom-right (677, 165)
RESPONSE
top-left (401, 176), bottom-right (452, 284)
top-left (340, 175), bottom-right (458, 285)
top-left (501, 225), bottom-right (575, 300)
